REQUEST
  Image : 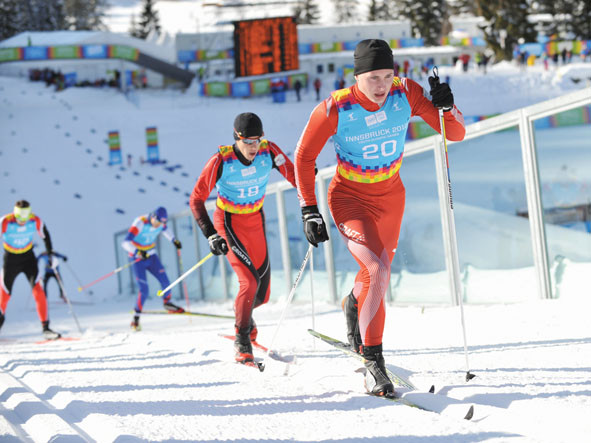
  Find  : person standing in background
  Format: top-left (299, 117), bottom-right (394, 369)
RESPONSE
top-left (314, 78), bottom-right (322, 100)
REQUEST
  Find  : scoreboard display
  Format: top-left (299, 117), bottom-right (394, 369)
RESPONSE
top-left (233, 16), bottom-right (299, 77)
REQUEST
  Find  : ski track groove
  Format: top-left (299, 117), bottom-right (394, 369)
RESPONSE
top-left (0, 365), bottom-right (94, 442)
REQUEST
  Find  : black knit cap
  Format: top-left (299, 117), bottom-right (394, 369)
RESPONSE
top-left (233, 112), bottom-right (263, 139)
top-left (353, 39), bottom-right (394, 75)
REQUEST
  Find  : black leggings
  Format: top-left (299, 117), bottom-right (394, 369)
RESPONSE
top-left (2, 250), bottom-right (39, 293)
top-left (43, 272), bottom-right (64, 299)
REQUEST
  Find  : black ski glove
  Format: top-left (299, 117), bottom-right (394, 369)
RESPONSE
top-left (301, 205), bottom-right (329, 247)
top-left (428, 76), bottom-right (454, 111)
top-left (137, 250), bottom-right (149, 260)
top-left (208, 233), bottom-right (228, 256)
top-left (173, 239), bottom-right (182, 249)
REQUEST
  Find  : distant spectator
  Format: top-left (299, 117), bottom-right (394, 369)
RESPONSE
top-left (459, 53), bottom-right (470, 72)
top-left (338, 77), bottom-right (345, 89)
top-left (294, 79), bottom-right (302, 101)
top-left (542, 52), bottom-right (549, 70)
top-left (393, 61), bottom-right (400, 77)
top-left (407, 59), bottom-right (414, 79)
top-left (127, 154), bottom-right (132, 167)
top-left (475, 52), bottom-right (483, 71)
top-left (313, 78), bottom-right (321, 100)
top-left (527, 54), bottom-right (536, 67)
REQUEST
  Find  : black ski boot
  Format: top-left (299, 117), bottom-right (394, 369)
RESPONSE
top-left (363, 344), bottom-right (394, 396)
top-left (163, 300), bottom-right (184, 313)
top-left (42, 321), bottom-right (62, 340)
top-left (234, 327), bottom-right (254, 363)
top-left (342, 291), bottom-right (362, 354)
top-left (131, 315), bottom-right (141, 331)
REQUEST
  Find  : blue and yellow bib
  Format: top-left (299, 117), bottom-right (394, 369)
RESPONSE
top-left (2, 214), bottom-right (39, 254)
top-left (131, 216), bottom-right (164, 251)
top-left (331, 78), bottom-right (411, 183)
top-left (216, 141), bottom-right (272, 214)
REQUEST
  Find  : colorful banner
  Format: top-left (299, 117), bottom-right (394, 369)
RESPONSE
top-left (199, 73), bottom-right (307, 98)
top-left (0, 47), bottom-right (22, 62)
top-left (23, 46), bottom-right (48, 60)
top-left (49, 45), bottom-right (82, 59)
top-left (108, 131), bottom-right (122, 165)
top-left (251, 79), bottom-right (271, 95)
top-left (108, 45), bottom-right (139, 61)
top-left (230, 81), bottom-right (252, 97)
top-left (177, 49), bottom-right (233, 62)
top-left (82, 44), bottom-right (108, 59)
top-left (145, 127), bottom-right (159, 163)
top-left (0, 44), bottom-right (142, 64)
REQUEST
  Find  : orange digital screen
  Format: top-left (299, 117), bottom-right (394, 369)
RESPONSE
top-left (233, 16), bottom-right (299, 77)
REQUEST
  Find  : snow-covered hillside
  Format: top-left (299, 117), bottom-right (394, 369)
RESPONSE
top-left (1, 62), bottom-right (590, 298)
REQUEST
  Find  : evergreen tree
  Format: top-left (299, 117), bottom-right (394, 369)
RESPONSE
top-left (293, 0), bottom-right (321, 25)
top-left (570, 0), bottom-right (591, 40)
top-left (331, 0), bottom-right (357, 23)
top-left (136, 0), bottom-right (161, 39)
top-left (447, 0), bottom-right (478, 16)
top-left (129, 13), bottom-right (140, 39)
top-left (10, 0), bottom-right (66, 33)
top-left (475, 0), bottom-right (537, 61)
top-left (64, 0), bottom-right (106, 30)
top-left (367, 0), bottom-right (394, 21)
top-left (43, 0), bottom-right (67, 31)
top-left (533, 0), bottom-right (591, 40)
top-left (399, 0), bottom-right (447, 45)
top-left (0, 0), bottom-right (21, 40)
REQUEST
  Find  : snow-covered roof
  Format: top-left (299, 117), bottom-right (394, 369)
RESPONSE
top-left (0, 31), bottom-right (175, 62)
top-left (0, 31), bottom-right (101, 47)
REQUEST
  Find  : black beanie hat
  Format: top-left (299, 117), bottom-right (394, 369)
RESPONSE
top-left (353, 39), bottom-right (394, 76)
top-left (233, 112), bottom-right (263, 139)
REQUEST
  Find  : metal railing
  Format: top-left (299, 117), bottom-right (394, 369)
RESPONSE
top-left (115, 87), bottom-right (591, 304)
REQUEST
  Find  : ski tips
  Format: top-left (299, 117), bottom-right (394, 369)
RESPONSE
top-left (465, 371), bottom-right (476, 382)
top-left (429, 385), bottom-right (435, 394)
top-left (464, 405), bottom-right (474, 420)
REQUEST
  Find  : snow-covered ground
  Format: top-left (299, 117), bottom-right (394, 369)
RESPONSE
top-left (1, 56), bottom-right (591, 441)
top-left (1, 292), bottom-right (590, 442)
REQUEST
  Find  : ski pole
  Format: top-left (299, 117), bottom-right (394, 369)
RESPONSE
top-left (433, 66), bottom-right (474, 382)
top-left (267, 244), bottom-right (314, 357)
top-left (309, 247), bottom-right (316, 349)
top-left (52, 265), bottom-right (83, 334)
top-left (64, 261), bottom-right (93, 296)
top-left (177, 249), bottom-right (191, 313)
top-left (78, 257), bottom-right (141, 292)
top-left (157, 252), bottom-right (213, 297)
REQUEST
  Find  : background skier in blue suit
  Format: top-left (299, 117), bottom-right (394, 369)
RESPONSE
top-left (121, 206), bottom-right (183, 330)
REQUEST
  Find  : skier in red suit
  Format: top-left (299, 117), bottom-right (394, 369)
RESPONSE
top-left (190, 112), bottom-right (296, 364)
top-left (294, 39), bottom-right (466, 395)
